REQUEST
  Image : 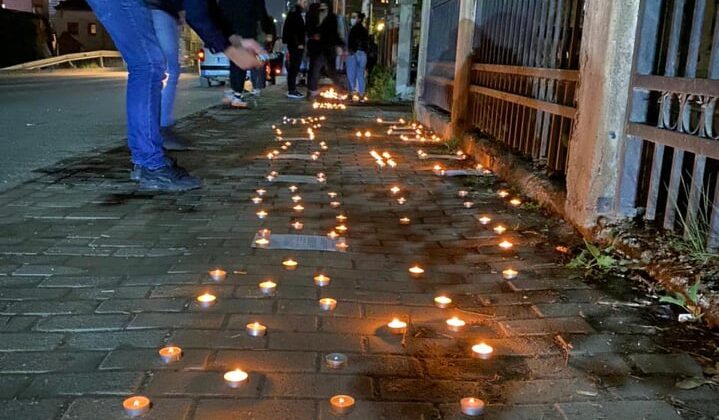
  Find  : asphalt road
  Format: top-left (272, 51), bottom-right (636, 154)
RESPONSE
top-left (0, 68), bottom-right (224, 192)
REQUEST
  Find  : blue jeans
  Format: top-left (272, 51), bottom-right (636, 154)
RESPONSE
top-left (251, 67), bottom-right (265, 91)
top-left (151, 9), bottom-right (181, 128)
top-left (86, 0), bottom-right (166, 169)
top-left (346, 51), bottom-right (367, 95)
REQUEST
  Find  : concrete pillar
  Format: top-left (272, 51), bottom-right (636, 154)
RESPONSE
top-left (564, 0), bottom-right (641, 229)
top-left (413, 0), bottom-right (432, 110)
top-left (449, 0), bottom-right (477, 137)
top-left (395, 0), bottom-right (416, 98)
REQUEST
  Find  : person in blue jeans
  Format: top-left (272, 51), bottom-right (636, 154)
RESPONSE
top-left (345, 11), bottom-right (369, 96)
top-left (85, 0), bottom-right (264, 192)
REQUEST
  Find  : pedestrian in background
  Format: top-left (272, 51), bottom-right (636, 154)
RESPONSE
top-left (306, 0), bottom-right (344, 98)
top-left (282, 0), bottom-right (307, 99)
top-left (86, 0), bottom-right (264, 192)
top-left (345, 11), bottom-right (368, 97)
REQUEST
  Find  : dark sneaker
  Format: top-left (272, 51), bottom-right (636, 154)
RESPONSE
top-left (138, 164), bottom-right (201, 192)
top-left (287, 90), bottom-right (304, 99)
top-left (161, 127), bottom-right (191, 151)
top-left (130, 156), bottom-right (186, 181)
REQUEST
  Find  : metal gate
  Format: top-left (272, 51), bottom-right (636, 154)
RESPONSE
top-left (467, 0), bottom-right (585, 176)
top-left (619, 0), bottom-right (719, 247)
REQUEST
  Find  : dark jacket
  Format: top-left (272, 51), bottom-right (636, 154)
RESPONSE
top-left (347, 23), bottom-right (368, 53)
top-left (282, 4), bottom-right (305, 49)
top-left (147, 0), bottom-right (228, 53)
top-left (144, 0), bottom-right (183, 18)
top-left (218, 0), bottom-right (272, 39)
top-left (306, 11), bottom-right (343, 56)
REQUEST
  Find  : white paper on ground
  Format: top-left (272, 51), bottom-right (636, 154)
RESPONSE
top-left (251, 233), bottom-right (338, 252)
top-left (273, 175), bottom-right (320, 184)
top-left (442, 169), bottom-right (487, 177)
top-left (276, 137), bottom-right (314, 141)
top-left (270, 154), bottom-right (315, 160)
top-left (419, 154), bottom-right (466, 160)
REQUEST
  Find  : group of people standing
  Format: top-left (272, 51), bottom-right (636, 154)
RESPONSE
top-left (283, 0), bottom-right (370, 100)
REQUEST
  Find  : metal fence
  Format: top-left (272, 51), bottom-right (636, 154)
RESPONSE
top-left (619, 0), bottom-right (719, 247)
top-left (467, 0), bottom-right (584, 176)
top-left (421, 0), bottom-right (460, 112)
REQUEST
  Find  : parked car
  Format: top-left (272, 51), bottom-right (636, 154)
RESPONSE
top-left (197, 47), bottom-right (229, 87)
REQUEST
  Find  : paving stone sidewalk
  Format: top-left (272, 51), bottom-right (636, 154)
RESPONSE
top-left (0, 85), bottom-right (717, 419)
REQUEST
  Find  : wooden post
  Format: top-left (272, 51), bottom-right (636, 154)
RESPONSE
top-left (449, 0), bottom-right (478, 138)
top-left (413, 0), bottom-right (432, 111)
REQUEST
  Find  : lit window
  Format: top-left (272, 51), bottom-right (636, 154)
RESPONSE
top-left (88, 23), bottom-right (97, 35)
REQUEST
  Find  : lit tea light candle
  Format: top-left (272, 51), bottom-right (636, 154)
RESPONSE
top-left (158, 346), bottom-right (182, 363)
top-left (259, 280), bottom-right (277, 296)
top-left (364, 130), bottom-right (371, 138)
top-left (256, 210), bottom-right (268, 219)
top-left (355, 131), bottom-right (362, 138)
top-left (399, 217), bottom-right (411, 225)
top-left (330, 201), bottom-right (341, 208)
top-left (434, 295), bottom-right (452, 308)
top-left (327, 192), bottom-right (338, 198)
top-left (291, 195), bottom-right (302, 203)
top-left (256, 188), bottom-right (266, 196)
top-left (336, 214), bottom-right (348, 222)
top-left (460, 397), bottom-right (485, 416)
top-left (266, 152), bottom-right (274, 159)
top-left (325, 352), bottom-right (348, 369)
top-left (335, 238), bottom-right (349, 252)
top-left (282, 258), bottom-right (298, 270)
top-left (498, 190), bottom-right (509, 198)
top-left (499, 240), bottom-right (514, 250)
top-left (335, 224), bottom-right (348, 233)
top-left (123, 396), bottom-right (151, 418)
top-left (446, 316), bottom-right (466, 332)
top-left (376, 118), bottom-right (383, 123)
top-left (509, 198), bottom-right (522, 206)
top-left (224, 369), bottom-right (249, 388)
top-left (314, 274), bottom-right (331, 287)
top-left (291, 220), bottom-right (304, 230)
top-left (208, 269), bottom-right (227, 282)
top-left (196, 293), bottom-right (216, 308)
top-left (327, 231), bottom-right (339, 239)
top-left (493, 225), bottom-right (507, 235)
top-left (266, 174), bottom-right (276, 181)
top-left (293, 204), bottom-right (304, 212)
top-left (382, 152), bottom-right (391, 159)
top-left (463, 201), bottom-right (474, 208)
top-left (397, 197), bottom-right (406, 205)
top-left (458, 190), bottom-right (469, 198)
top-left (472, 342), bottom-right (494, 359)
top-left (251, 196), bottom-right (263, 204)
top-left (502, 268), bottom-right (518, 280)
top-left (246, 322), bottom-right (267, 337)
top-left (254, 237), bottom-right (270, 248)
top-left (478, 216), bottom-right (492, 225)
top-left (319, 297), bottom-right (337, 311)
top-left (288, 185), bottom-right (298, 193)
top-left (390, 186), bottom-right (401, 194)
top-left (387, 318), bottom-right (407, 334)
top-left (272, 149), bottom-right (280, 156)
top-left (408, 265), bottom-right (425, 277)
top-left (433, 164), bottom-right (444, 175)
top-left (280, 145), bottom-right (288, 150)
top-left (330, 395), bottom-right (355, 415)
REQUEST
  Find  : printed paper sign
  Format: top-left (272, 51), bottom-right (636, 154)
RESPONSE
top-left (251, 233), bottom-right (338, 252)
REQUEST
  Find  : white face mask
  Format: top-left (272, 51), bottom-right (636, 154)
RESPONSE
top-left (350, 18), bottom-right (357, 26)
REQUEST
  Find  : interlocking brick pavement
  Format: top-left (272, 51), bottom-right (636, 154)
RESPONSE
top-left (0, 85), bottom-right (717, 419)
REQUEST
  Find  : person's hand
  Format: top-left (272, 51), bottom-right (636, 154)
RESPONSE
top-left (335, 46), bottom-right (344, 56)
top-left (224, 45), bottom-right (263, 69)
top-left (229, 34), bottom-right (243, 47)
top-left (239, 38), bottom-right (266, 55)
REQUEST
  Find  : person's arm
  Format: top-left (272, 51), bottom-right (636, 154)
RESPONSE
top-left (184, 0), bottom-right (229, 53)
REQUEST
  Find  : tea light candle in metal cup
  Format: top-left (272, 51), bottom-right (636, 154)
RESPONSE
top-left (364, 130), bottom-right (372, 138)
top-left (330, 395), bottom-right (355, 415)
top-left (399, 217), bottom-right (411, 225)
top-left (259, 280), bottom-right (277, 296)
top-left (256, 210), bottom-right (268, 219)
top-left (499, 240), bottom-right (514, 250)
top-left (254, 237), bottom-right (270, 248)
top-left (209, 269), bottom-right (227, 281)
top-left (497, 190), bottom-right (509, 198)
top-left (291, 195), bottom-right (302, 203)
top-left (396, 197), bottom-right (407, 205)
top-left (256, 188), bottom-right (266, 196)
top-left (446, 316), bottom-right (466, 332)
top-left (288, 185), bottom-right (298, 193)
top-left (330, 201), bottom-right (341, 208)
top-left (266, 174), bottom-right (276, 181)
top-left (408, 265), bottom-right (425, 277)
top-left (327, 191), bottom-right (338, 198)
top-left (432, 164), bottom-right (444, 175)
top-left (478, 216), bottom-right (492, 225)
top-left (458, 190), bottom-right (469, 198)
top-left (463, 201), bottom-right (474, 208)
top-left (158, 346), bottom-right (182, 363)
top-left (293, 204), bottom-right (304, 212)
top-left (196, 293), bottom-right (217, 308)
top-left (434, 295), bottom-right (452, 308)
top-left (355, 131), bottom-right (363, 138)
top-left (251, 196), bottom-right (263, 204)
top-left (325, 352), bottom-right (348, 369)
top-left (335, 224), bottom-right (348, 233)
top-left (387, 318), bottom-right (407, 334)
top-left (336, 238), bottom-right (348, 252)
top-left (319, 297), bottom-right (337, 311)
top-left (390, 186), bottom-right (401, 195)
top-left (472, 342), bottom-right (494, 359)
top-left (460, 397), bottom-right (485, 416)
top-left (502, 268), bottom-right (518, 280)
top-left (336, 214), bottom-right (348, 222)
top-left (314, 274), bottom-right (331, 287)
top-left (246, 322), bottom-right (267, 337)
top-left (509, 198), bottom-right (522, 206)
top-left (224, 369), bottom-right (249, 388)
top-left (493, 225), bottom-right (507, 235)
top-left (123, 396), bottom-right (151, 418)
top-left (291, 220), bottom-right (304, 230)
top-left (282, 258), bottom-right (298, 270)
top-left (327, 231), bottom-right (340, 239)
